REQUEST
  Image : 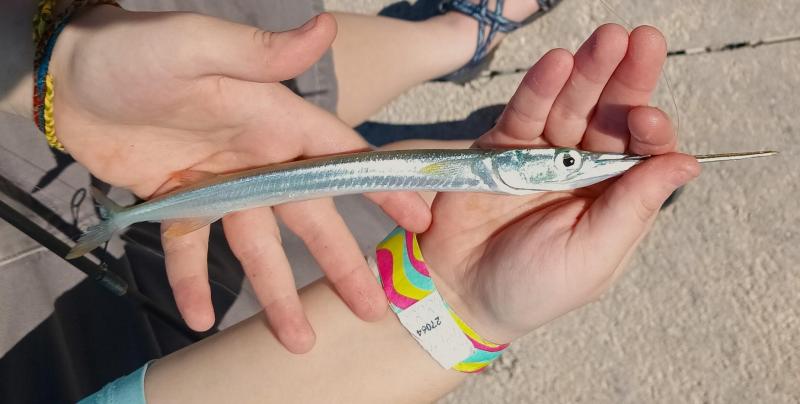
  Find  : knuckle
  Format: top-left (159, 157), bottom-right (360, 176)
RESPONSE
top-left (520, 70), bottom-right (548, 97)
top-left (167, 272), bottom-right (203, 291)
top-left (252, 28), bottom-right (276, 62)
top-left (552, 97), bottom-right (592, 123)
top-left (616, 180), bottom-right (656, 223)
top-left (233, 237), bottom-right (276, 265)
top-left (329, 262), bottom-right (363, 284)
top-left (574, 62), bottom-right (610, 87)
top-left (162, 234), bottom-right (204, 253)
top-left (284, 205), bottom-right (339, 247)
top-left (635, 197), bottom-right (657, 223)
top-left (301, 224), bottom-right (326, 248)
top-left (506, 101), bottom-right (537, 125)
top-left (262, 292), bottom-right (298, 312)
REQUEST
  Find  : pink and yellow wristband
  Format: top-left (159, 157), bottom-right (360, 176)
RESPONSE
top-left (375, 227), bottom-right (509, 373)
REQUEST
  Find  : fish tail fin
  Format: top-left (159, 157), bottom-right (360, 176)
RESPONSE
top-left (65, 188), bottom-right (124, 259)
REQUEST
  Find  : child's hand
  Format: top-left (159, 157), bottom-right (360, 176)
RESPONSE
top-left (421, 25), bottom-right (700, 343)
top-left (50, 7), bottom-right (430, 353)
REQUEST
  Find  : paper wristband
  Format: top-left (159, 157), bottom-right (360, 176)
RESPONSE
top-left (375, 227), bottom-right (509, 373)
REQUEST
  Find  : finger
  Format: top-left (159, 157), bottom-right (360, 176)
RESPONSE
top-left (162, 225), bottom-right (215, 331)
top-left (575, 154), bottom-right (700, 275)
top-left (189, 13), bottom-right (337, 83)
top-left (544, 24), bottom-right (629, 147)
top-left (627, 106), bottom-right (678, 155)
top-left (275, 199), bottom-right (389, 322)
top-left (478, 48), bottom-right (573, 148)
top-left (223, 207), bottom-right (316, 354)
top-left (298, 104), bottom-right (373, 156)
top-left (365, 191), bottom-right (431, 233)
top-left (582, 26), bottom-right (668, 152)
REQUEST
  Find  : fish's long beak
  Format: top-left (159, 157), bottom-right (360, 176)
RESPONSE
top-left (566, 150), bottom-right (778, 190)
top-left (565, 153), bottom-right (645, 189)
top-left (693, 150), bottom-right (777, 163)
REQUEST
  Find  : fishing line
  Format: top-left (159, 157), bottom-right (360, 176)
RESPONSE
top-left (597, 0), bottom-right (632, 28)
top-left (597, 0), bottom-right (682, 137)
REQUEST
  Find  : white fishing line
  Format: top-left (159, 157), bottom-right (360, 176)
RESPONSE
top-left (597, 0), bottom-right (683, 137)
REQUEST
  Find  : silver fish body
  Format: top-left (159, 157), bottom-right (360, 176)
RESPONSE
top-left (122, 149), bottom-right (504, 226)
top-left (66, 147), bottom-right (775, 259)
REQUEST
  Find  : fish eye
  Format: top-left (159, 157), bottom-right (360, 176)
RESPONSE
top-left (555, 150), bottom-right (582, 172)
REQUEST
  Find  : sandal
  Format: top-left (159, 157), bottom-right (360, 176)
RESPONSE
top-left (439, 0), bottom-right (562, 83)
top-left (379, 0), bottom-right (564, 84)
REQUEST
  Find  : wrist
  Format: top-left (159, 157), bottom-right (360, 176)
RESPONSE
top-left (38, 2), bottom-right (121, 151)
top-left (375, 227), bottom-right (511, 373)
top-left (418, 233), bottom-right (522, 344)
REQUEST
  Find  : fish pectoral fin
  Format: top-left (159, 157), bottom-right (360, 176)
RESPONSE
top-left (162, 216), bottom-right (222, 238)
top-left (420, 160), bottom-right (460, 175)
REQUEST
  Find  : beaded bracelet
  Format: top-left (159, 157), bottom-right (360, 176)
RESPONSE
top-left (376, 227), bottom-right (509, 373)
top-left (32, 0), bottom-right (119, 151)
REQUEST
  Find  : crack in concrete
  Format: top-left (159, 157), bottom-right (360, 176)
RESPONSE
top-left (479, 33), bottom-right (800, 80)
top-left (667, 34), bottom-right (800, 57)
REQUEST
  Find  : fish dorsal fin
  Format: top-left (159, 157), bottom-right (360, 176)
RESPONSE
top-left (162, 216), bottom-right (222, 238)
top-left (172, 170), bottom-right (219, 188)
top-left (151, 170), bottom-right (221, 199)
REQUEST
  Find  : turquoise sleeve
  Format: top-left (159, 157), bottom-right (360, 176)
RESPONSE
top-left (78, 361), bottom-right (152, 404)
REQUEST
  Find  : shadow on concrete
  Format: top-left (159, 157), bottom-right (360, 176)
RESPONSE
top-left (356, 104), bottom-right (505, 147)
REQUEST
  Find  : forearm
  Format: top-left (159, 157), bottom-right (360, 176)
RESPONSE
top-left (0, 0), bottom-right (37, 117)
top-left (145, 280), bottom-right (467, 403)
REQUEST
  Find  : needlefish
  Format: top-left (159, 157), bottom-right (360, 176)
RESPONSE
top-left (66, 148), bottom-right (776, 258)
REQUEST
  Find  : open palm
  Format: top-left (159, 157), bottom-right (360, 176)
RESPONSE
top-left (421, 25), bottom-right (700, 343)
top-left (49, 7), bottom-right (429, 352)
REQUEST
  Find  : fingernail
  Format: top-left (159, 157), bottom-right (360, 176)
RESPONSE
top-left (299, 15), bottom-right (318, 32)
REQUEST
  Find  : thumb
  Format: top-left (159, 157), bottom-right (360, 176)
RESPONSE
top-left (195, 13), bottom-right (337, 83)
top-left (576, 153), bottom-right (700, 266)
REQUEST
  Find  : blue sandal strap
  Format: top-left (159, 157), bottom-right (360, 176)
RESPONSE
top-left (441, 0), bottom-right (519, 65)
top-left (537, 0), bottom-right (559, 12)
top-left (436, 0), bottom-right (564, 83)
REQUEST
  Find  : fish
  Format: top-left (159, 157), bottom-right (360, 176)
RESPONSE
top-left (66, 148), bottom-right (776, 259)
